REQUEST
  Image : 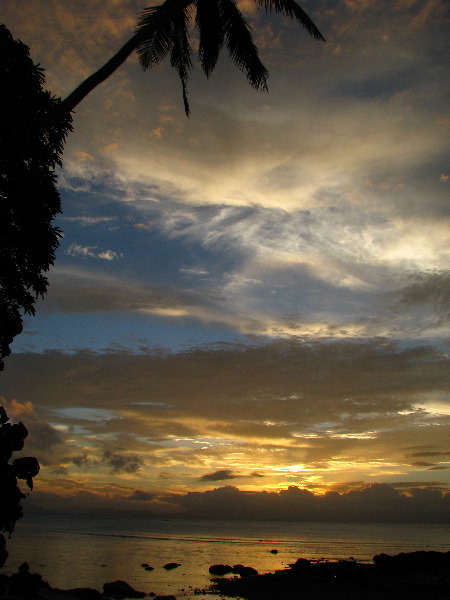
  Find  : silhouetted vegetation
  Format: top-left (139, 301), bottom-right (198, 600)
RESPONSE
top-left (0, 406), bottom-right (39, 553)
top-left (60, 0), bottom-right (324, 118)
top-left (0, 24), bottom-right (72, 370)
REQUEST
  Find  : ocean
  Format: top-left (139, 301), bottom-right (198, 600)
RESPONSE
top-left (3, 514), bottom-right (449, 599)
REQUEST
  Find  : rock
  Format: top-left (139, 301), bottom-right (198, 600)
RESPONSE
top-left (373, 550), bottom-right (450, 570)
top-left (213, 551), bottom-right (450, 600)
top-left (232, 564), bottom-right (258, 577)
top-left (103, 579), bottom-right (146, 599)
top-left (9, 561), bottom-right (50, 596)
top-left (154, 596), bottom-right (177, 600)
top-left (65, 588), bottom-right (103, 599)
top-left (289, 558), bottom-right (313, 571)
top-left (270, 549), bottom-right (278, 554)
top-left (144, 566), bottom-right (154, 571)
top-left (0, 534), bottom-right (8, 568)
top-left (209, 564), bottom-right (233, 576)
top-left (140, 563), bottom-right (149, 567)
top-left (0, 574), bottom-right (9, 597)
top-left (163, 562), bottom-right (180, 570)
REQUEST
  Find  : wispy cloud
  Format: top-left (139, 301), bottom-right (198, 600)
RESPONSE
top-left (65, 243), bottom-right (123, 261)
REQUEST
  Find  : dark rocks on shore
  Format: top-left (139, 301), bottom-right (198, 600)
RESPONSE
top-left (63, 588), bottom-right (103, 599)
top-left (288, 557), bottom-right (314, 571)
top-left (8, 561), bottom-right (50, 597)
top-left (232, 564), bottom-right (259, 577)
top-left (0, 574), bottom-right (9, 597)
top-left (269, 549), bottom-right (278, 554)
top-left (209, 564), bottom-right (233, 576)
top-left (0, 535), bottom-right (8, 569)
top-left (0, 565), bottom-right (149, 600)
top-left (154, 596), bottom-right (177, 600)
top-left (212, 551), bottom-right (450, 600)
top-left (102, 579), bottom-right (146, 599)
top-left (162, 563), bottom-right (180, 570)
top-left (373, 550), bottom-right (450, 569)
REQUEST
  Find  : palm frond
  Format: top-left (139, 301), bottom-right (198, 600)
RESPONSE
top-left (170, 5), bottom-right (194, 115)
top-left (195, 0), bottom-right (224, 78)
top-left (136, 2), bottom-right (195, 70)
top-left (256, 0), bottom-right (325, 41)
top-left (220, 0), bottom-right (268, 92)
top-left (136, 6), bottom-right (175, 69)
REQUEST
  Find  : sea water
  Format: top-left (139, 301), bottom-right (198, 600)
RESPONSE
top-left (3, 514), bottom-right (449, 599)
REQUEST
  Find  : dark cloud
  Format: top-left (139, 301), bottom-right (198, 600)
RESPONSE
top-left (101, 450), bottom-right (143, 474)
top-left (40, 268), bottom-right (196, 315)
top-left (199, 470), bottom-right (237, 482)
top-left (72, 454), bottom-right (91, 467)
top-left (128, 490), bottom-right (156, 502)
top-left (5, 340), bottom-right (448, 413)
top-left (22, 481), bottom-right (450, 523)
top-left (388, 271), bottom-right (450, 325)
top-left (178, 484), bottom-right (450, 523)
top-left (383, 481), bottom-right (448, 491)
top-left (410, 451), bottom-right (450, 458)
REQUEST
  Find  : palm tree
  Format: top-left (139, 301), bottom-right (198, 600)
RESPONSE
top-left (58, 0), bottom-right (324, 118)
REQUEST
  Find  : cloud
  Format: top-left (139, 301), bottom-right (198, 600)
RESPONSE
top-left (60, 216), bottom-right (117, 226)
top-left (410, 451), bottom-right (450, 458)
top-left (65, 243), bottom-right (123, 261)
top-left (389, 271), bottom-right (450, 322)
top-left (2, 339), bottom-right (449, 492)
top-left (128, 489), bottom-right (156, 502)
top-left (101, 450), bottom-right (143, 474)
top-left (21, 482), bottom-right (450, 523)
top-left (70, 449), bottom-right (145, 474)
top-left (199, 469), bottom-right (237, 481)
top-left (177, 483), bottom-right (450, 522)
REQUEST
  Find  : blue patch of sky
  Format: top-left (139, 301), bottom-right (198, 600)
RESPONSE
top-left (14, 311), bottom-right (260, 354)
top-left (56, 189), bottom-right (246, 290)
top-left (51, 407), bottom-right (116, 421)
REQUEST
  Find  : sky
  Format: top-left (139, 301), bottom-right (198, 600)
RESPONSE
top-left (1, 0), bottom-right (449, 522)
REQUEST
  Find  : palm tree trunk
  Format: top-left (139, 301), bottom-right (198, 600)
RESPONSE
top-left (55, 31), bottom-right (143, 119)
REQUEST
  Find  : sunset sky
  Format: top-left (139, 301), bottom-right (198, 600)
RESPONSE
top-left (1, 0), bottom-right (449, 521)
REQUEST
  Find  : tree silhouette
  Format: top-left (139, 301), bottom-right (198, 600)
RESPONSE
top-left (0, 24), bottom-right (72, 370)
top-left (1, 0), bottom-right (324, 364)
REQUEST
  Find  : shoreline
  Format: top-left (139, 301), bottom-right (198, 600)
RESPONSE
top-left (0, 551), bottom-right (449, 600)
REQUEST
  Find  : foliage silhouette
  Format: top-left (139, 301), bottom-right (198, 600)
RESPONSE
top-left (0, 24), bottom-right (72, 370)
top-left (0, 406), bottom-right (39, 552)
top-left (59, 0), bottom-right (325, 118)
